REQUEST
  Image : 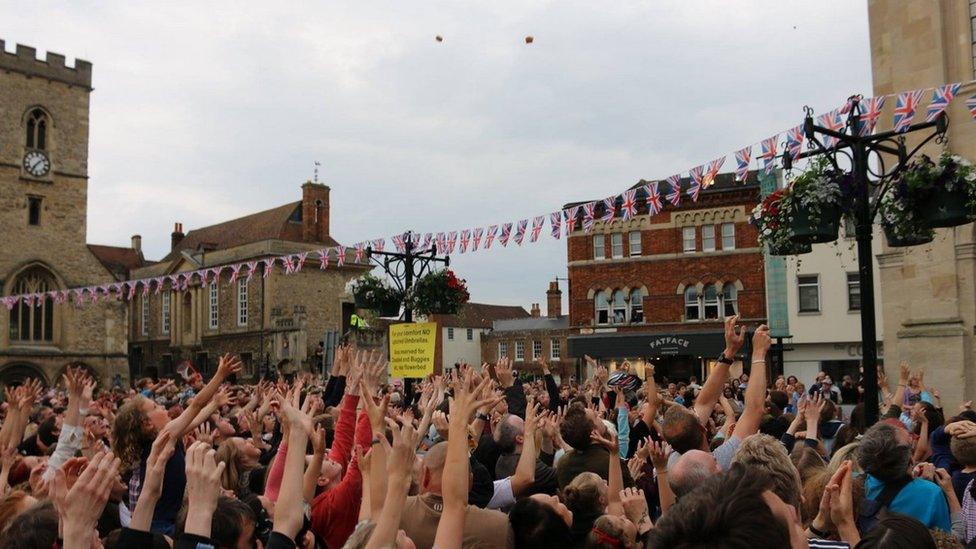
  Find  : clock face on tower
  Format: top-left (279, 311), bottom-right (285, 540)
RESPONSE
top-left (23, 150), bottom-right (51, 178)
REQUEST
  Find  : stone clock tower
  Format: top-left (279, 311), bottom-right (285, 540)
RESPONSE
top-left (0, 40), bottom-right (130, 385)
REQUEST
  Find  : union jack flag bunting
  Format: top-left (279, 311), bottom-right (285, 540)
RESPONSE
top-left (282, 256), bottom-right (296, 275)
top-left (295, 252), bottom-right (308, 272)
top-left (564, 206), bottom-right (580, 235)
top-left (602, 197), bottom-right (617, 224)
top-left (392, 233), bottom-right (406, 253)
top-left (665, 175), bottom-right (682, 206)
top-left (336, 247), bottom-right (346, 266)
top-left (434, 233), bottom-right (445, 254)
top-left (837, 96), bottom-right (855, 115)
top-left (925, 83), bottom-right (960, 122)
top-left (967, 95), bottom-right (976, 120)
top-left (420, 233), bottom-right (433, 252)
top-left (485, 225), bottom-right (498, 249)
top-left (513, 220), bottom-right (528, 246)
top-left (318, 249), bottom-right (330, 270)
top-left (141, 280), bottom-right (151, 297)
top-left (446, 231), bottom-right (457, 254)
top-left (354, 242), bottom-right (365, 263)
top-left (857, 96), bottom-right (886, 136)
top-left (760, 136), bottom-right (778, 174)
top-left (499, 223), bottom-right (513, 247)
top-left (459, 230), bottom-right (471, 253)
top-left (472, 228), bottom-right (484, 251)
top-left (550, 212), bottom-right (562, 239)
top-left (818, 111), bottom-right (844, 149)
top-left (644, 182), bottom-right (662, 215)
top-left (243, 261), bottom-right (257, 283)
top-left (229, 264), bottom-right (242, 283)
top-left (688, 165), bottom-right (704, 202)
top-left (785, 125), bottom-right (804, 161)
top-left (530, 216), bottom-right (544, 242)
top-left (704, 156), bottom-right (725, 187)
top-left (56, 290), bottom-right (69, 305)
top-left (734, 146), bottom-right (751, 182)
top-left (73, 289), bottom-right (86, 306)
top-left (621, 189), bottom-right (638, 220)
top-left (127, 283), bottom-right (136, 301)
top-left (371, 239), bottom-right (385, 253)
top-left (582, 202), bottom-right (596, 232)
top-left (893, 89), bottom-right (924, 132)
top-left (262, 259), bottom-right (274, 278)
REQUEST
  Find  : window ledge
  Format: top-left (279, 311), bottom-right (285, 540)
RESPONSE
top-left (797, 311), bottom-right (822, 316)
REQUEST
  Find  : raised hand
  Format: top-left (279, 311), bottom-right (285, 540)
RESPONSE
top-left (53, 451), bottom-right (121, 546)
top-left (217, 353), bottom-right (243, 379)
top-left (648, 440), bottom-right (672, 472)
top-left (723, 315), bottom-right (745, 357)
top-left (899, 361), bottom-right (911, 386)
top-left (627, 455), bottom-right (647, 482)
top-left (131, 431), bottom-right (177, 531)
top-left (620, 487), bottom-right (652, 535)
top-left (361, 380), bottom-right (390, 434)
top-left (751, 324), bottom-right (771, 358)
top-left (805, 393), bottom-right (824, 427)
top-left (495, 357), bottom-right (515, 388)
top-left (184, 441), bottom-right (226, 538)
top-left (590, 429), bottom-right (619, 454)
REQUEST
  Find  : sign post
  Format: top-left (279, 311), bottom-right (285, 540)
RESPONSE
top-left (389, 322), bottom-right (437, 378)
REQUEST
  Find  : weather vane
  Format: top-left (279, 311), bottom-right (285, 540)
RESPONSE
top-left (313, 161), bottom-right (321, 183)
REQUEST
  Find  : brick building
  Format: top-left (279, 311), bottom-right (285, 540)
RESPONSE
top-left (565, 171), bottom-right (768, 382)
top-left (428, 302), bottom-right (529, 373)
top-left (0, 40), bottom-right (135, 386)
top-left (127, 182), bottom-right (370, 380)
top-left (481, 281), bottom-right (575, 377)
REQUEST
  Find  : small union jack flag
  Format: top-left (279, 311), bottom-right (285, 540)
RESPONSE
top-left (967, 95), bottom-right (976, 120)
top-left (734, 146), bottom-right (751, 182)
top-left (73, 289), bottom-right (85, 306)
top-left (262, 259), bottom-right (275, 278)
top-left (485, 225), bottom-right (498, 249)
top-left (550, 212), bottom-right (562, 239)
top-left (621, 189), bottom-right (638, 220)
top-left (582, 202), bottom-right (596, 232)
top-left (644, 182), bottom-right (662, 215)
top-left (760, 136), bottom-right (778, 174)
top-left (446, 231), bottom-right (458, 254)
top-left (602, 196), bottom-right (617, 224)
top-left (837, 96), bottom-right (856, 115)
top-left (857, 95), bottom-right (886, 136)
top-left (25, 293), bottom-right (36, 307)
top-left (530, 216), bottom-right (544, 242)
top-left (141, 280), bottom-right (150, 297)
top-left (295, 252), bottom-right (308, 272)
top-left (925, 83), bottom-right (960, 122)
top-left (127, 283), bottom-right (136, 301)
top-left (372, 238), bottom-right (386, 253)
top-left (893, 89), bottom-right (924, 132)
top-left (57, 290), bottom-right (69, 304)
top-left (564, 205), bottom-right (580, 235)
top-left (785, 125), bottom-right (804, 161)
top-left (688, 165), bottom-right (705, 202)
top-left (434, 233), bottom-right (445, 254)
top-left (514, 220), bottom-right (528, 246)
top-left (472, 227), bottom-right (484, 251)
top-left (229, 264), bottom-right (242, 282)
top-left (665, 175), bottom-right (682, 206)
top-left (336, 247), bottom-right (347, 266)
top-left (460, 230), bottom-right (471, 253)
top-left (818, 111), bottom-right (844, 149)
top-left (282, 256), bottom-right (296, 275)
top-left (704, 156), bottom-right (725, 187)
top-left (499, 223), bottom-right (513, 247)
top-left (354, 242), bottom-right (366, 262)
top-left (318, 249), bottom-right (330, 270)
top-left (392, 233), bottom-right (406, 253)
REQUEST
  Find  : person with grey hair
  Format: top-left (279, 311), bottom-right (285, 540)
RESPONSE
top-left (857, 421), bottom-right (951, 532)
top-left (668, 449), bottom-right (720, 498)
top-left (493, 413), bottom-right (558, 496)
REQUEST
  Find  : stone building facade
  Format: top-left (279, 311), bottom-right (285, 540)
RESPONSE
top-left (428, 302), bottom-right (529, 374)
top-left (564, 172), bottom-right (766, 382)
top-left (0, 41), bottom-right (132, 385)
top-left (128, 183), bottom-right (370, 380)
top-left (868, 0), bottom-right (976, 410)
top-left (481, 281), bottom-right (575, 378)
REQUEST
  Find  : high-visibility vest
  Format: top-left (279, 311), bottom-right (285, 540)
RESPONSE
top-left (350, 313), bottom-right (368, 329)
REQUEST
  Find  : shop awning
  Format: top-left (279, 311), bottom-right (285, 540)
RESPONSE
top-left (568, 330), bottom-right (752, 359)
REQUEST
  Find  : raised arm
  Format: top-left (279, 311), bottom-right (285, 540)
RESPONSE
top-left (592, 429), bottom-right (625, 517)
top-left (365, 421), bottom-right (420, 549)
top-left (274, 385), bottom-right (314, 541)
top-left (649, 440), bottom-right (675, 514)
top-left (732, 325), bottom-right (770, 439)
top-left (695, 316), bottom-right (745, 423)
top-left (511, 400), bottom-right (540, 497)
top-left (130, 431), bottom-right (177, 532)
top-left (164, 353), bottom-right (241, 438)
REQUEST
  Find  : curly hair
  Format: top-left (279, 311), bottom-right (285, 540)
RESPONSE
top-left (216, 438), bottom-right (250, 495)
top-left (112, 395), bottom-right (153, 472)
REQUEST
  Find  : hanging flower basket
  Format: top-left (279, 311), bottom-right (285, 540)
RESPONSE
top-left (351, 273), bottom-right (403, 312)
top-left (920, 185), bottom-right (970, 228)
top-left (787, 158), bottom-right (847, 245)
top-left (916, 153), bottom-right (976, 228)
top-left (407, 269), bottom-right (470, 316)
top-left (768, 240), bottom-right (812, 256)
top-left (377, 297), bottom-right (402, 317)
top-left (750, 187), bottom-right (795, 253)
top-left (882, 223), bottom-right (934, 248)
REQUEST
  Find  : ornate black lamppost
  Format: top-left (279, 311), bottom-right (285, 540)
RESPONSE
top-left (365, 232), bottom-right (450, 322)
top-left (783, 97), bottom-right (948, 425)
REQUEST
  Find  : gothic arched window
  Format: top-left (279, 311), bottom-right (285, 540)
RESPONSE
top-left (26, 108), bottom-right (49, 150)
top-left (9, 267), bottom-right (56, 342)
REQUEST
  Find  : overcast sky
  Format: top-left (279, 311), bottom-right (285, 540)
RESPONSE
top-left (2, 1), bottom-right (872, 310)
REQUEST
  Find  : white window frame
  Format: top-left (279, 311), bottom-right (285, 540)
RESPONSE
top-left (515, 341), bottom-right (525, 362)
top-left (629, 289), bottom-right (644, 324)
top-left (499, 342), bottom-right (508, 359)
top-left (702, 225), bottom-right (716, 252)
top-left (798, 274), bottom-right (821, 313)
top-left (237, 278), bottom-right (248, 326)
top-left (682, 226), bottom-right (696, 253)
top-left (593, 235), bottom-right (605, 260)
top-left (722, 284), bottom-right (738, 317)
top-left (141, 295), bottom-right (149, 336)
top-left (595, 290), bottom-right (609, 325)
top-left (703, 285), bottom-right (720, 319)
top-left (629, 231), bottom-right (641, 256)
top-left (161, 292), bottom-right (171, 335)
top-left (532, 340), bottom-right (542, 360)
top-left (847, 272), bottom-right (861, 311)
top-left (466, 328), bottom-right (473, 341)
top-left (447, 327), bottom-right (455, 340)
top-left (551, 339), bottom-right (561, 360)
top-left (611, 290), bottom-right (627, 324)
top-left (611, 233), bottom-right (624, 259)
top-left (721, 223), bottom-right (736, 249)
top-left (684, 287), bottom-right (701, 321)
top-left (208, 281), bottom-right (219, 330)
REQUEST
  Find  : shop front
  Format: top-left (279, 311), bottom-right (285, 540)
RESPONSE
top-left (568, 330), bottom-right (751, 383)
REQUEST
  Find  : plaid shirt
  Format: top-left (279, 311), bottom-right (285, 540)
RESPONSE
top-left (963, 478), bottom-right (976, 543)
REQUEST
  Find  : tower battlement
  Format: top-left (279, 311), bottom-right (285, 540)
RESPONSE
top-left (0, 39), bottom-right (92, 89)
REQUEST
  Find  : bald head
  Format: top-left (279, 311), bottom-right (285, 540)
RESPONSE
top-left (424, 441), bottom-right (448, 473)
top-left (669, 450), bottom-right (720, 497)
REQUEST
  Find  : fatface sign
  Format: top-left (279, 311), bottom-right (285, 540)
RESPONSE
top-left (648, 336), bottom-right (691, 355)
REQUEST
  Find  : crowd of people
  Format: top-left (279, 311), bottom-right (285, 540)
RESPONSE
top-left (0, 315), bottom-right (975, 548)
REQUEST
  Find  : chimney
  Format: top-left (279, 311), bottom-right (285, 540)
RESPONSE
top-left (171, 222), bottom-right (184, 251)
top-left (547, 280), bottom-right (562, 318)
top-left (530, 303), bottom-right (541, 317)
top-left (302, 182), bottom-right (331, 243)
top-left (131, 234), bottom-right (142, 253)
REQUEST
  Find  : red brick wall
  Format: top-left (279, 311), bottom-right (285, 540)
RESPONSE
top-left (302, 183), bottom-right (330, 243)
